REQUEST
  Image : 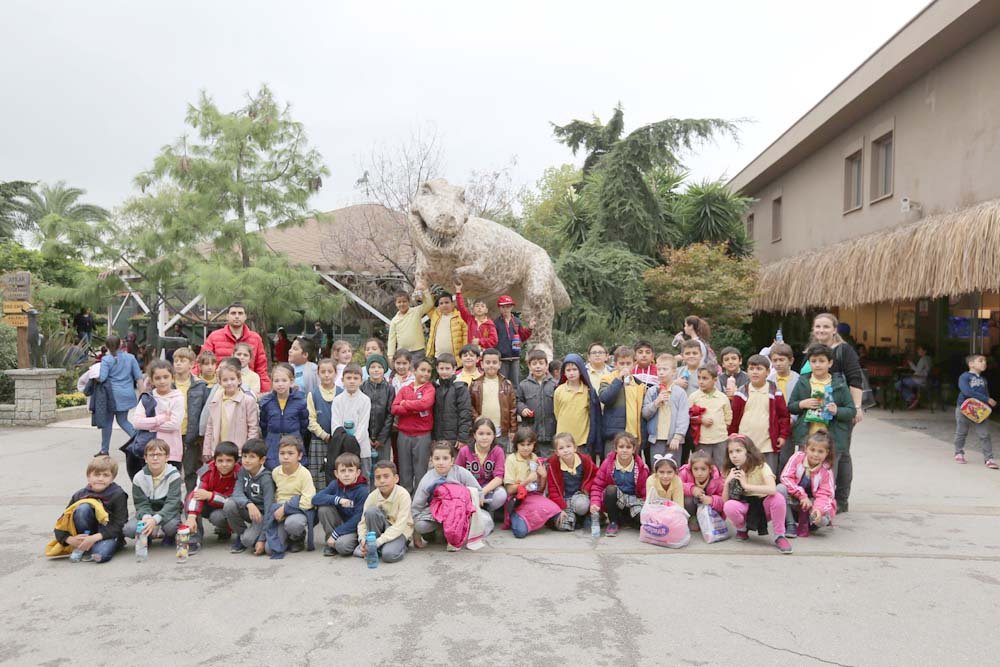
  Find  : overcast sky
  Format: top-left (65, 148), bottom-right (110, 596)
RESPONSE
top-left (1, 0), bottom-right (930, 215)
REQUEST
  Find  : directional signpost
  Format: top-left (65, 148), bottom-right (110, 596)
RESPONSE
top-left (1, 272), bottom-right (32, 368)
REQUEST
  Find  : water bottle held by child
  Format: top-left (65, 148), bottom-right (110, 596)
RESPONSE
top-left (527, 460), bottom-right (539, 492)
top-left (775, 327), bottom-right (784, 344)
top-left (135, 521), bottom-right (148, 562)
top-left (591, 509), bottom-right (601, 538)
top-left (345, 420), bottom-right (355, 437)
top-left (365, 531), bottom-right (379, 569)
top-left (176, 524), bottom-right (190, 563)
top-left (70, 530), bottom-right (91, 562)
top-left (821, 385), bottom-right (834, 422)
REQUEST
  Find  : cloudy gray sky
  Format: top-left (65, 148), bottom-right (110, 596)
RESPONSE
top-left (1, 0), bottom-right (929, 214)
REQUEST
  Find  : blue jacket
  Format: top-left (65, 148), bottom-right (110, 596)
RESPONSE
top-left (98, 351), bottom-right (143, 412)
top-left (641, 383), bottom-right (691, 444)
top-left (259, 389), bottom-right (310, 469)
top-left (312, 477), bottom-right (369, 539)
top-left (558, 354), bottom-right (603, 451)
top-left (957, 371), bottom-right (991, 407)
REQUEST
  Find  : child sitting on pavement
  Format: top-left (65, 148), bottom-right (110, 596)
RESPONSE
top-left (545, 432), bottom-right (597, 531)
top-left (355, 461), bottom-right (413, 564)
top-left (314, 452), bottom-right (370, 557)
top-left (184, 441), bottom-right (241, 555)
top-left (411, 441), bottom-right (485, 549)
top-left (124, 439), bottom-right (183, 544)
top-left (48, 455), bottom-right (128, 563)
top-left (262, 436), bottom-right (316, 558)
top-left (224, 438), bottom-right (275, 554)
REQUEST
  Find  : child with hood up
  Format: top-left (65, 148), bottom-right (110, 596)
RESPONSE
top-left (553, 353), bottom-right (603, 458)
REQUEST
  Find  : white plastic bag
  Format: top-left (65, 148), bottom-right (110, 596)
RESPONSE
top-left (639, 501), bottom-right (690, 549)
top-left (696, 504), bottom-right (730, 543)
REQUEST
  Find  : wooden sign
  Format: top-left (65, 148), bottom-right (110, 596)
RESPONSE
top-left (0, 271), bottom-right (31, 301)
top-left (3, 301), bottom-right (29, 314)
top-left (2, 314), bottom-right (27, 328)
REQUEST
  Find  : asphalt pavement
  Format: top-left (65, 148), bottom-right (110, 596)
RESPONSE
top-left (1, 412), bottom-right (998, 666)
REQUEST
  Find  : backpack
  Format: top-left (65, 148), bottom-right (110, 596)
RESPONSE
top-left (120, 392), bottom-right (158, 458)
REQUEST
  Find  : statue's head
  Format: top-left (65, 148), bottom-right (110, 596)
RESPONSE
top-left (409, 179), bottom-right (470, 249)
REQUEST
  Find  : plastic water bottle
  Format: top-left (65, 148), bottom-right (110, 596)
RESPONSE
top-left (176, 524), bottom-right (190, 563)
top-left (69, 530), bottom-right (90, 562)
top-left (821, 385), bottom-right (835, 422)
top-left (775, 327), bottom-right (784, 344)
top-left (345, 420), bottom-right (355, 437)
top-left (527, 461), bottom-right (539, 492)
top-left (591, 510), bottom-right (601, 538)
top-left (365, 531), bottom-right (379, 569)
top-left (135, 521), bottom-right (148, 562)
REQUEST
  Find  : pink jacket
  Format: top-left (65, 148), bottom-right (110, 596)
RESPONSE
top-left (779, 450), bottom-right (837, 518)
top-left (678, 463), bottom-right (726, 515)
top-left (590, 455), bottom-right (650, 511)
top-left (430, 482), bottom-right (476, 548)
top-left (202, 389), bottom-right (261, 457)
top-left (132, 389), bottom-right (186, 462)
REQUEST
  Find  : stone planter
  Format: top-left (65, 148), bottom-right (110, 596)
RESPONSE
top-left (3, 368), bottom-right (64, 426)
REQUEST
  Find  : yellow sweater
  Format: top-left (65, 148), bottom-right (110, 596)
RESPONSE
top-left (272, 465), bottom-right (316, 510)
top-left (646, 475), bottom-right (684, 505)
top-left (690, 389), bottom-right (732, 444)
top-left (357, 485), bottom-right (414, 545)
top-left (387, 297), bottom-right (434, 356)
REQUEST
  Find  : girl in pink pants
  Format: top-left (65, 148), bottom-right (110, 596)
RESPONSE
top-left (722, 434), bottom-right (793, 554)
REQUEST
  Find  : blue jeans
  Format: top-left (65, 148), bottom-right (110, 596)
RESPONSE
top-left (100, 411), bottom-right (136, 454)
top-left (510, 512), bottom-right (529, 538)
top-left (72, 504), bottom-right (120, 563)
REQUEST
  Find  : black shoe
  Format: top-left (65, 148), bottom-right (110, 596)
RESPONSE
top-left (94, 451), bottom-right (109, 458)
top-left (322, 545), bottom-right (336, 557)
top-left (215, 530), bottom-right (231, 542)
top-left (230, 536), bottom-right (246, 554)
top-left (188, 541), bottom-right (202, 555)
top-left (288, 538), bottom-right (305, 553)
top-left (837, 501), bottom-right (849, 514)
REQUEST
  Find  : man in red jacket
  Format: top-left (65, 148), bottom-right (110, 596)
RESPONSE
top-left (201, 303), bottom-right (271, 391)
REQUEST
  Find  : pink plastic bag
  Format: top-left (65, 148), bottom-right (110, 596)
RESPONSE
top-left (639, 501), bottom-right (690, 549)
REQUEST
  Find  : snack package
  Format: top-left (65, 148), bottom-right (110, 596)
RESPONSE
top-left (960, 398), bottom-right (992, 424)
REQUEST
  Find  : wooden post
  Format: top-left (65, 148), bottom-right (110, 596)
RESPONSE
top-left (15, 326), bottom-right (29, 368)
top-left (2, 272), bottom-right (33, 369)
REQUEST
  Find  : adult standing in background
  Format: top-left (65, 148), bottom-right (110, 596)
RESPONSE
top-left (96, 334), bottom-right (143, 456)
top-left (74, 307), bottom-right (95, 345)
top-left (201, 303), bottom-right (271, 391)
top-left (494, 295), bottom-right (534, 386)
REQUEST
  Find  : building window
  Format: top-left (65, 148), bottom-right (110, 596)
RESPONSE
top-left (771, 198), bottom-right (782, 242)
top-left (746, 213), bottom-right (754, 238)
top-left (844, 150), bottom-right (863, 212)
top-left (871, 132), bottom-right (893, 201)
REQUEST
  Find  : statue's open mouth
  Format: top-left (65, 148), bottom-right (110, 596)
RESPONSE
top-left (415, 211), bottom-right (454, 248)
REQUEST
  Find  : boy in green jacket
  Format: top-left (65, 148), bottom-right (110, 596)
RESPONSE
top-left (787, 344), bottom-right (857, 512)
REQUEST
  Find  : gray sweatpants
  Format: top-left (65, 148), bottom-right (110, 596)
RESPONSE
top-left (318, 505), bottom-right (360, 556)
top-left (650, 439), bottom-right (683, 463)
top-left (397, 432), bottom-right (432, 494)
top-left (124, 516), bottom-right (180, 540)
top-left (223, 498), bottom-right (265, 547)
top-left (695, 441), bottom-right (727, 470)
top-left (954, 407), bottom-right (994, 460)
top-left (190, 508), bottom-right (228, 541)
top-left (352, 507), bottom-right (407, 563)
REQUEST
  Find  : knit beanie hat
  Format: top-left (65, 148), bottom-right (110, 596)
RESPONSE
top-left (366, 354), bottom-right (389, 373)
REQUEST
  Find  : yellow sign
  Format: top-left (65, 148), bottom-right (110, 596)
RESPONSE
top-left (2, 301), bottom-right (29, 314)
top-left (2, 314), bottom-right (27, 328)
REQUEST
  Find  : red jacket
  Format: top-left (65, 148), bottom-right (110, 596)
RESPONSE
top-left (202, 325), bottom-right (271, 391)
top-left (678, 463), bottom-right (726, 515)
top-left (391, 382), bottom-right (436, 435)
top-left (185, 460), bottom-right (241, 517)
top-left (544, 453), bottom-right (597, 510)
top-left (590, 455), bottom-right (650, 510)
top-left (727, 381), bottom-right (791, 451)
top-left (455, 293), bottom-right (499, 349)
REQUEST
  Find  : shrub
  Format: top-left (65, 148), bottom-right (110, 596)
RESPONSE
top-left (56, 392), bottom-right (87, 408)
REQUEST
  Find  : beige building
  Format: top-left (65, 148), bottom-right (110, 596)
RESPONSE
top-left (731, 0), bottom-right (1000, 380)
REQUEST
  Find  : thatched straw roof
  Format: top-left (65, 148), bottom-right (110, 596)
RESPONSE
top-left (754, 199), bottom-right (1000, 312)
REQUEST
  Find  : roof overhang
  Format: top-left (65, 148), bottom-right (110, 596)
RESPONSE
top-left (753, 199), bottom-right (1000, 312)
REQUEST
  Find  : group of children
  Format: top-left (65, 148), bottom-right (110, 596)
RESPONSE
top-left (57, 298), bottom-right (897, 565)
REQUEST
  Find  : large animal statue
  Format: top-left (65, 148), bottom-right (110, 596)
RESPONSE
top-left (409, 178), bottom-right (570, 359)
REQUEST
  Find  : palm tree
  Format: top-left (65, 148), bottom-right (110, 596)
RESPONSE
top-left (0, 180), bottom-right (33, 240)
top-left (12, 181), bottom-right (110, 257)
top-left (552, 105), bottom-right (739, 258)
top-left (678, 180), bottom-right (754, 257)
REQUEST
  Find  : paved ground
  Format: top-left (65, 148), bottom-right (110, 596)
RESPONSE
top-left (2, 413), bottom-right (998, 666)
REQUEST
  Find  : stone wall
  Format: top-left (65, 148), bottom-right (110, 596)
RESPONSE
top-left (3, 369), bottom-right (63, 426)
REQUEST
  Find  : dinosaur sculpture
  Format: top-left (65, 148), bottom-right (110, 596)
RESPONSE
top-left (408, 178), bottom-right (570, 360)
